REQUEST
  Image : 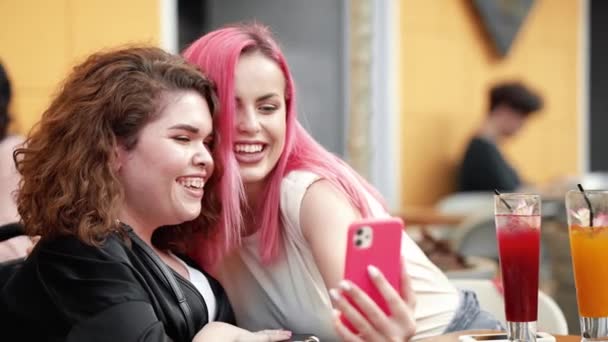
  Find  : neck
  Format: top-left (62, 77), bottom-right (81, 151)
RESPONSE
top-left (244, 181), bottom-right (266, 211)
top-left (242, 180), bottom-right (268, 235)
top-left (478, 118), bottom-right (500, 142)
top-left (117, 211), bottom-right (156, 247)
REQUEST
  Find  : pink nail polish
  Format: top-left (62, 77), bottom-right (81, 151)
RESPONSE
top-left (329, 288), bottom-right (341, 301)
top-left (368, 265), bottom-right (380, 277)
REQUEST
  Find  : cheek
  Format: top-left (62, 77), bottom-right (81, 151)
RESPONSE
top-left (274, 114), bottom-right (287, 147)
top-left (207, 158), bottom-right (215, 177)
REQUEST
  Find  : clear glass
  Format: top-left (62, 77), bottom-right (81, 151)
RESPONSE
top-left (495, 193), bottom-right (541, 342)
top-left (566, 190), bottom-right (608, 341)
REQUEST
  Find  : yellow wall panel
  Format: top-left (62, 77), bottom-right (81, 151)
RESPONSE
top-left (0, 0), bottom-right (69, 89)
top-left (400, 0), bottom-right (580, 206)
top-left (69, 0), bottom-right (159, 61)
top-left (0, 0), bottom-right (161, 134)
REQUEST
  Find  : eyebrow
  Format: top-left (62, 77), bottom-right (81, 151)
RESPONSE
top-left (168, 124), bottom-right (199, 133)
top-left (257, 93), bottom-right (280, 101)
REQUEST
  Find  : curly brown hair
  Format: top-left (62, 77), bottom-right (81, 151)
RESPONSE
top-left (14, 46), bottom-right (220, 251)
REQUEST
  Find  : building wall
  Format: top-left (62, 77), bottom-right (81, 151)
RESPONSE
top-left (399, 0), bottom-right (580, 206)
top-left (0, 0), bottom-right (160, 134)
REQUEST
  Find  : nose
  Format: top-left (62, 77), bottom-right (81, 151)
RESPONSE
top-left (193, 144), bottom-right (214, 174)
top-left (237, 107), bottom-right (261, 133)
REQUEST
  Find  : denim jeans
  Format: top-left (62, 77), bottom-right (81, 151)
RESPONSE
top-left (443, 290), bottom-right (505, 333)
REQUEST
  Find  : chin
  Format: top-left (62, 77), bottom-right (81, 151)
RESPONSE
top-left (178, 208), bottom-right (202, 223)
top-left (240, 171), bottom-right (269, 184)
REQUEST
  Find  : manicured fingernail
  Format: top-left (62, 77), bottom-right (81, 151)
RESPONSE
top-left (280, 330), bottom-right (292, 337)
top-left (332, 309), bottom-right (341, 319)
top-left (368, 265), bottom-right (380, 277)
top-left (339, 280), bottom-right (352, 291)
top-left (329, 288), bottom-right (341, 301)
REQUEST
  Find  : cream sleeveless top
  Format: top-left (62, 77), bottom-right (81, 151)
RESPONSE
top-left (216, 170), bottom-right (460, 340)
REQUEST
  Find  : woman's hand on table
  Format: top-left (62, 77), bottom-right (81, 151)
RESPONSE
top-left (193, 321), bottom-right (292, 342)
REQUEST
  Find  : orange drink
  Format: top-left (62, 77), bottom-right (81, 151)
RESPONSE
top-left (569, 225), bottom-right (608, 317)
top-left (566, 189), bottom-right (608, 341)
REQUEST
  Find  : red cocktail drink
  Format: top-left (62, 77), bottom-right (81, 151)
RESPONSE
top-left (495, 193), bottom-right (541, 342)
top-left (496, 214), bottom-right (541, 322)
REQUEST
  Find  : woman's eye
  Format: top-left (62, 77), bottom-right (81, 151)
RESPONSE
top-left (174, 136), bottom-right (190, 142)
top-left (204, 139), bottom-right (214, 148)
top-left (259, 105), bottom-right (277, 113)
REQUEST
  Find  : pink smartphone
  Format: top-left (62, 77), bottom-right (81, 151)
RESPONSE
top-left (341, 217), bottom-right (404, 332)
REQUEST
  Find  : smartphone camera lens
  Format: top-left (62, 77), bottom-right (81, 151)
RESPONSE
top-left (355, 238), bottom-right (362, 247)
top-left (356, 228), bottom-right (364, 236)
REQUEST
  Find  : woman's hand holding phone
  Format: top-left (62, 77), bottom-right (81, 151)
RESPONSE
top-left (330, 255), bottom-right (416, 341)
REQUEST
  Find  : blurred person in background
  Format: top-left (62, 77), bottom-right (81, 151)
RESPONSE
top-left (0, 46), bottom-right (290, 342)
top-left (185, 23), bottom-right (503, 341)
top-left (458, 81), bottom-right (543, 193)
top-left (0, 61), bottom-right (31, 262)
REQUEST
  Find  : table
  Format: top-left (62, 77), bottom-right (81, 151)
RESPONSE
top-left (420, 330), bottom-right (581, 342)
top-left (392, 206), bottom-right (466, 227)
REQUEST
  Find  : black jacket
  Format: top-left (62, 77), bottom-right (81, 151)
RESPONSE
top-left (0, 228), bottom-right (234, 341)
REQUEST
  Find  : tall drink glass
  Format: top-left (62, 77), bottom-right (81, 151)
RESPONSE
top-left (566, 190), bottom-right (608, 341)
top-left (495, 193), bottom-right (541, 342)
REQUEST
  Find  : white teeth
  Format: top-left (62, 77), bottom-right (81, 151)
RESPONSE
top-left (178, 177), bottom-right (204, 189)
top-left (234, 144), bottom-right (263, 153)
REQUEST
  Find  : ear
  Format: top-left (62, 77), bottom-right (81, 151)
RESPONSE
top-left (112, 144), bottom-right (128, 173)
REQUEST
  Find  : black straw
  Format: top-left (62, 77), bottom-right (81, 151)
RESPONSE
top-left (494, 189), bottom-right (513, 211)
top-left (577, 184), bottom-right (594, 227)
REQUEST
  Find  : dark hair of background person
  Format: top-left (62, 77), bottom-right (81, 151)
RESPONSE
top-left (13, 46), bottom-right (220, 252)
top-left (0, 61), bottom-right (12, 141)
top-left (489, 81), bottom-right (543, 116)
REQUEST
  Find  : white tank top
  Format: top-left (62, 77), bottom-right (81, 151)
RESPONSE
top-left (216, 170), bottom-right (460, 340)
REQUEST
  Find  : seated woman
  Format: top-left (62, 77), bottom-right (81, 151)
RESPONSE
top-left (185, 23), bottom-right (503, 341)
top-left (0, 46), bottom-right (290, 342)
top-left (0, 61), bottom-right (32, 262)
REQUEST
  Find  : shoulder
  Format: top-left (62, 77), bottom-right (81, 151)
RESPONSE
top-left (462, 137), bottom-right (498, 164)
top-left (35, 233), bottom-right (131, 264)
top-left (466, 137), bottom-right (493, 150)
top-left (281, 170), bottom-right (322, 192)
top-left (279, 170), bottom-right (323, 223)
top-left (30, 234), bottom-right (143, 298)
top-left (300, 179), bottom-right (359, 217)
top-left (3, 233), bottom-right (148, 316)
top-left (300, 178), bottom-right (360, 238)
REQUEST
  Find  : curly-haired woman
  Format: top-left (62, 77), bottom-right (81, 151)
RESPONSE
top-left (0, 46), bottom-right (290, 342)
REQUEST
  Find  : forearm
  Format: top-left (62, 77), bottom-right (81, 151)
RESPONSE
top-left (0, 238), bottom-right (27, 262)
top-left (192, 322), bottom-right (247, 342)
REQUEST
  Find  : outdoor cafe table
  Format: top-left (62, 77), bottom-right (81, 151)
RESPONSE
top-left (420, 330), bottom-right (580, 342)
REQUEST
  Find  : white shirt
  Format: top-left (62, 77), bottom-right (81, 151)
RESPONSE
top-left (172, 252), bottom-right (217, 321)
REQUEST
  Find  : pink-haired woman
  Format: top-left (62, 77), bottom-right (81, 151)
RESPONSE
top-left (185, 23), bottom-right (502, 341)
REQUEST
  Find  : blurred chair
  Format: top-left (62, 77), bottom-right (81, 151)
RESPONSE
top-left (451, 214), bottom-right (552, 281)
top-left (437, 192), bottom-right (494, 216)
top-left (430, 192), bottom-right (494, 241)
top-left (451, 278), bottom-right (568, 335)
top-left (451, 214), bottom-right (497, 261)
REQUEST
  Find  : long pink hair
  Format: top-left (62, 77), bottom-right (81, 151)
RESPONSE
top-left (184, 23), bottom-right (385, 267)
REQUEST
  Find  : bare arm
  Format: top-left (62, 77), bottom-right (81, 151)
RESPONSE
top-left (300, 180), bottom-right (417, 341)
top-left (300, 179), bottom-right (361, 291)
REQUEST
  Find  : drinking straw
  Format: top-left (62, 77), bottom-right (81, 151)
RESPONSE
top-left (577, 183), bottom-right (594, 227)
top-left (494, 189), bottom-right (513, 211)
